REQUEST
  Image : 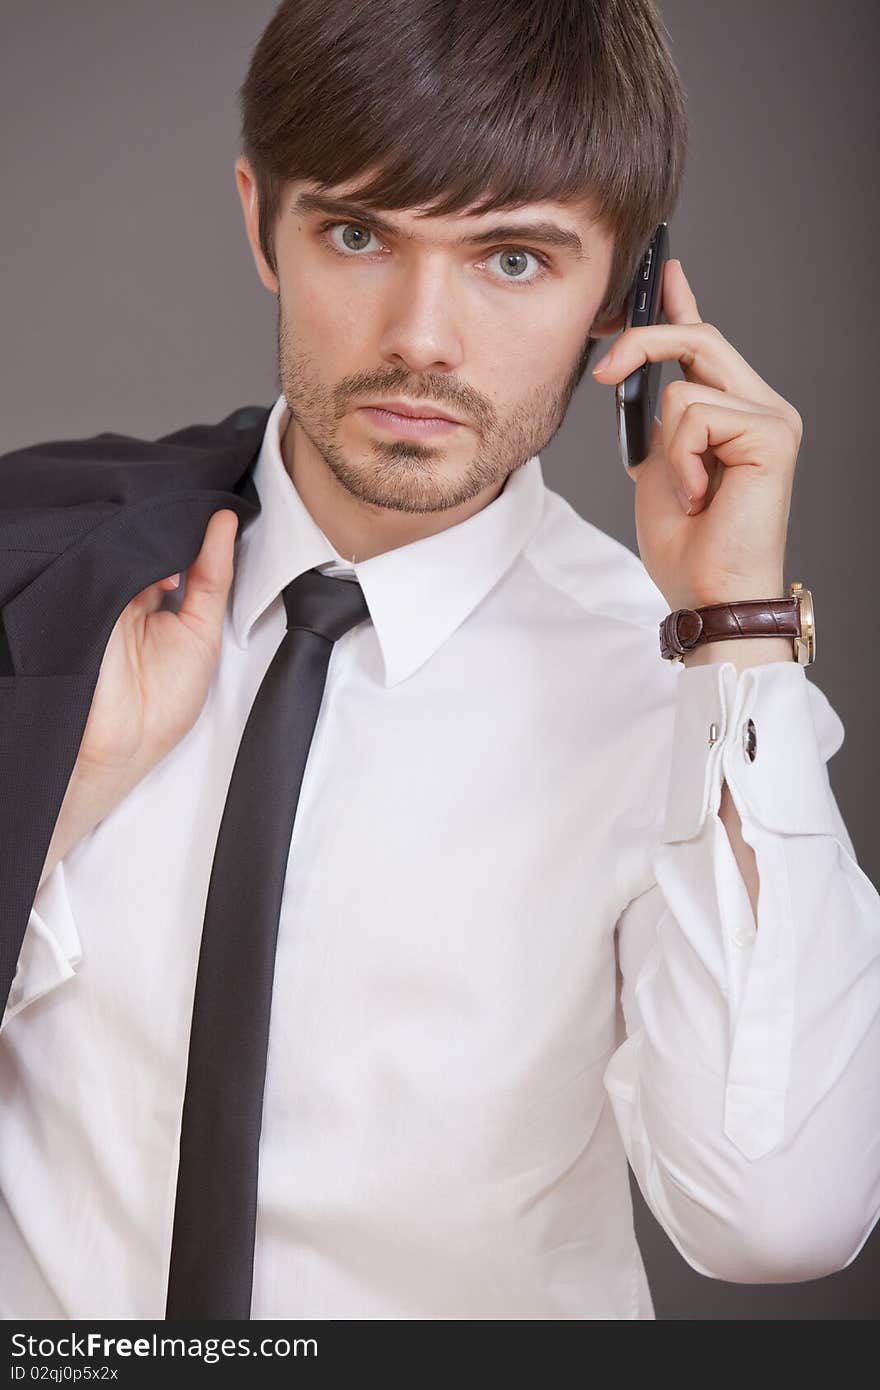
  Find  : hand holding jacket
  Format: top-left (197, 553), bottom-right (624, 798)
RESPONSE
top-left (38, 507), bottom-right (241, 887)
top-left (78, 507), bottom-right (239, 778)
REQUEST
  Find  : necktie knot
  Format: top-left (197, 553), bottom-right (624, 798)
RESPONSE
top-left (282, 567), bottom-right (371, 643)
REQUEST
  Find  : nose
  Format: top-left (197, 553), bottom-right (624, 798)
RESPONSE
top-left (377, 257), bottom-right (465, 375)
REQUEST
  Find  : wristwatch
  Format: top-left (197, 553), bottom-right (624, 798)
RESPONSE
top-left (659, 580), bottom-right (815, 665)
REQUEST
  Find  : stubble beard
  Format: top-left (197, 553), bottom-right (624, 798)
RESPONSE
top-left (275, 303), bottom-right (598, 516)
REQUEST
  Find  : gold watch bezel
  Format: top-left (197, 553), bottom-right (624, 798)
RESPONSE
top-left (789, 581), bottom-right (815, 665)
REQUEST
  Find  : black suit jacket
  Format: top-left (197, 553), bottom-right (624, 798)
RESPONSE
top-left (0, 403), bottom-right (272, 1019)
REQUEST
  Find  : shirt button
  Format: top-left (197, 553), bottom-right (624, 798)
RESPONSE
top-left (730, 923), bottom-right (756, 948)
top-left (743, 717), bottom-right (757, 763)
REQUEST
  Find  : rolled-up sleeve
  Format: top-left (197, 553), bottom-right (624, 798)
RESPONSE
top-left (603, 658), bottom-right (880, 1283)
top-left (1, 860), bottom-right (82, 1031)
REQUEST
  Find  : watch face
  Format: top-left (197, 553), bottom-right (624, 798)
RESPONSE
top-left (794, 585), bottom-right (815, 664)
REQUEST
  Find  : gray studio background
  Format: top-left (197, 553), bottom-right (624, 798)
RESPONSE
top-left (2, 0), bottom-right (877, 1320)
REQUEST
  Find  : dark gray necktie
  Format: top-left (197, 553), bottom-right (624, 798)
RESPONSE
top-left (164, 565), bottom-right (371, 1320)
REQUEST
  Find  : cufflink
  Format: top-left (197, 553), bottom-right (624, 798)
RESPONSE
top-left (742, 717), bottom-right (757, 763)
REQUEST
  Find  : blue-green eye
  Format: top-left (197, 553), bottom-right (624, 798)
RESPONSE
top-left (336, 223), bottom-right (375, 253)
top-left (487, 247), bottom-right (548, 285)
top-left (319, 221), bottom-right (381, 256)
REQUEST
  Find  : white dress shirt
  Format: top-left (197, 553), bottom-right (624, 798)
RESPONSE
top-left (2, 391), bottom-right (879, 1320)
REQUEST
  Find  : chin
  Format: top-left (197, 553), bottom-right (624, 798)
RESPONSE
top-left (338, 457), bottom-right (478, 514)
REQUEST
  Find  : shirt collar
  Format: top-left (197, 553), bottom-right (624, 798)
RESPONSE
top-left (231, 392), bottom-right (547, 687)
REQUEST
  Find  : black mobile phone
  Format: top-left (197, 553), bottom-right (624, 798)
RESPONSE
top-left (615, 221), bottom-right (669, 471)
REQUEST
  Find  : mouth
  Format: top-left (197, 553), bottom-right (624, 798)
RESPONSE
top-left (363, 399), bottom-right (465, 424)
top-left (357, 406), bottom-right (465, 439)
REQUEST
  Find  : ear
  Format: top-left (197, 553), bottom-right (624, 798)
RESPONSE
top-left (589, 306), bottom-right (628, 339)
top-left (234, 156), bottom-right (280, 296)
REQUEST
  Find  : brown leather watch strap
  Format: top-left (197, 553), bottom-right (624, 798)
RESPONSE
top-left (659, 595), bottom-right (800, 660)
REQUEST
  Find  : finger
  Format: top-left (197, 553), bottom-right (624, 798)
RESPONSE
top-left (593, 319), bottom-right (779, 405)
top-left (177, 509), bottom-right (240, 646)
top-left (659, 381), bottom-right (779, 493)
top-left (624, 387), bottom-right (776, 490)
top-left (666, 401), bottom-right (796, 507)
top-left (662, 258), bottom-right (702, 326)
top-left (595, 258), bottom-right (781, 406)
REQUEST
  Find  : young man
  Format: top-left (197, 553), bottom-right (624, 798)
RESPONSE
top-left (1, 0), bottom-right (878, 1320)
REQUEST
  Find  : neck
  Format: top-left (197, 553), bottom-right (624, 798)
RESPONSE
top-left (280, 411), bottom-right (505, 563)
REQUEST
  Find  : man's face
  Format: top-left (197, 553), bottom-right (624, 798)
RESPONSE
top-left (236, 160), bottom-right (618, 516)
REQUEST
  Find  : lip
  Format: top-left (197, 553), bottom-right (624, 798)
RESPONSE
top-left (364, 399), bottom-right (465, 424)
top-left (357, 406), bottom-right (464, 439)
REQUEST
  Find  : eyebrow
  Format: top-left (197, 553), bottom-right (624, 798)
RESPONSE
top-left (291, 192), bottom-right (589, 259)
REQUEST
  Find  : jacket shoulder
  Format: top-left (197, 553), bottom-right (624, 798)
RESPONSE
top-left (0, 403), bottom-right (271, 510)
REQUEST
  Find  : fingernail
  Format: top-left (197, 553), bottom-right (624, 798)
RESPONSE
top-left (676, 484), bottom-right (693, 514)
top-left (169, 573), bottom-right (180, 588)
top-left (592, 353), bottom-right (612, 375)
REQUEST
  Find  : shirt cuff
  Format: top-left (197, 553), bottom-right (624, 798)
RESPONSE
top-left (2, 860), bottom-right (82, 1026)
top-left (660, 659), bottom-right (842, 844)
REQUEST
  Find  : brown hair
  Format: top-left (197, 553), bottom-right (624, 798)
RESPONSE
top-left (238, 0), bottom-right (688, 342)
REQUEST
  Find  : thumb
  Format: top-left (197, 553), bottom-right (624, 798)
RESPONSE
top-left (177, 509), bottom-right (240, 641)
